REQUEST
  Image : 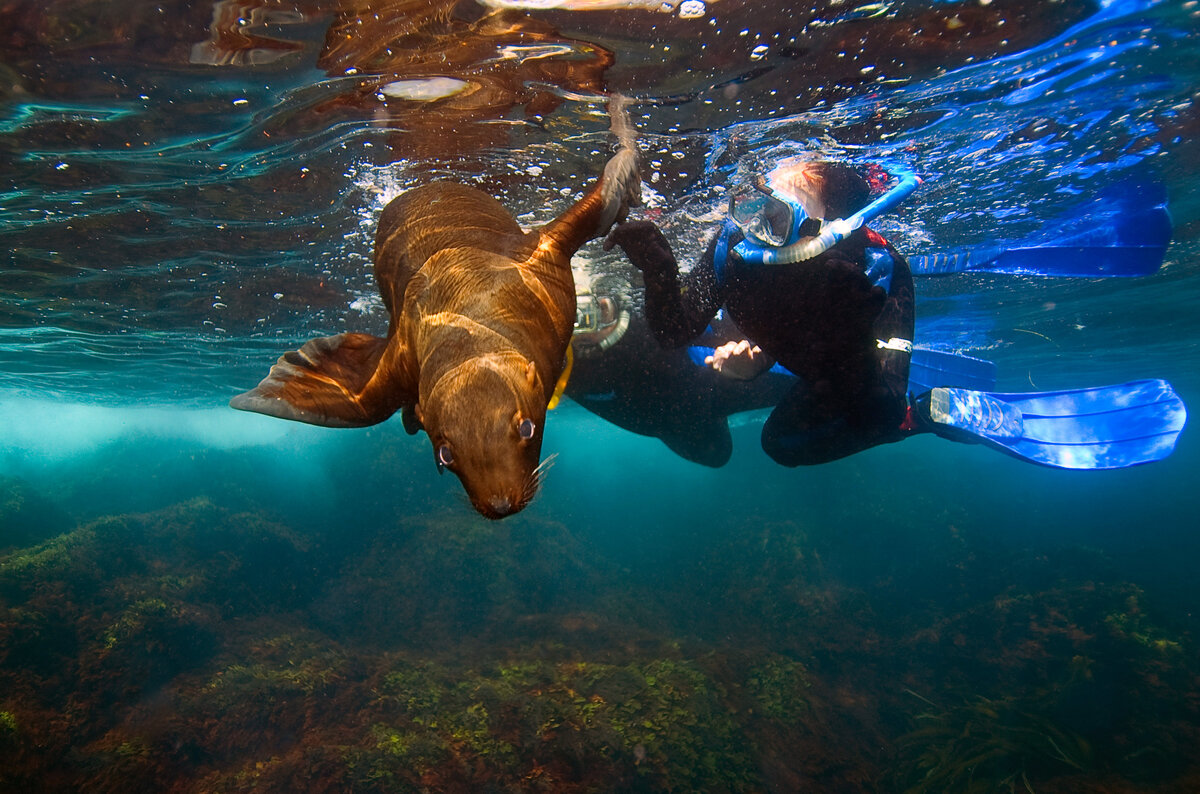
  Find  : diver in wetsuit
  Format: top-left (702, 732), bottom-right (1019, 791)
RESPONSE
top-left (605, 159), bottom-right (917, 466)
top-left (602, 158), bottom-right (1186, 470)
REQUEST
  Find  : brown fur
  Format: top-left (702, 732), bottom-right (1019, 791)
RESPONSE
top-left (231, 150), bottom-right (638, 519)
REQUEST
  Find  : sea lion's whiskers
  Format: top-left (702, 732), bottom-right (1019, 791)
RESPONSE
top-left (527, 452), bottom-right (557, 498)
top-left (532, 452), bottom-right (557, 481)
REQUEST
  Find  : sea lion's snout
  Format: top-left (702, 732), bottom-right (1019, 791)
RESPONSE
top-left (423, 366), bottom-right (546, 520)
top-left (486, 495), bottom-right (517, 519)
top-left (464, 459), bottom-right (539, 521)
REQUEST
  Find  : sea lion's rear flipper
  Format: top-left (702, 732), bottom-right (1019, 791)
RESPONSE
top-left (230, 332), bottom-right (399, 428)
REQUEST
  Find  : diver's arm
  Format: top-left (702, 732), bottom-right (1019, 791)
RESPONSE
top-left (605, 220), bottom-right (720, 347)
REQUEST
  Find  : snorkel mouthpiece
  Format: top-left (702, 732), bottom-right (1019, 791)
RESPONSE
top-left (734, 164), bottom-right (921, 265)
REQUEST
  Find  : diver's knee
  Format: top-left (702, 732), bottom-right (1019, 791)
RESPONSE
top-left (761, 426), bottom-right (830, 467)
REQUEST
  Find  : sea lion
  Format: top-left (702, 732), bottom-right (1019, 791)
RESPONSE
top-left (231, 112), bottom-right (639, 519)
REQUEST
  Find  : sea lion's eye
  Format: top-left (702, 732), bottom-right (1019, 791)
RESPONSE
top-left (518, 418), bottom-right (536, 440)
top-left (436, 444), bottom-right (454, 472)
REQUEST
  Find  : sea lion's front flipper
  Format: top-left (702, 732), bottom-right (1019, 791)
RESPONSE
top-left (401, 403), bottom-right (423, 435)
top-left (537, 96), bottom-right (642, 255)
top-left (230, 332), bottom-right (399, 428)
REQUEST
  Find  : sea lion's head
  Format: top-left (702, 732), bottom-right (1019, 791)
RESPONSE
top-left (418, 354), bottom-right (548, 520)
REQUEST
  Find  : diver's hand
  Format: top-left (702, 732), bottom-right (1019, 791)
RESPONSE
top-left (705, 339), bottom-right (774, 381)
top-left (603, 220), bottom-right (675, 274)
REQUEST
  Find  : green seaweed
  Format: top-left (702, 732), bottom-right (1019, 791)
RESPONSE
top-left (896, 693), bottom-right (1092, 794)
top-left (745, 654), bottom-right (811, 722)
top-left (0, 525), bottom-right (102, 583)
top-left (0, 710), bottom-right (17, 740)
top-left (204, 639), bottom-right (349, 707)
top-left (102, 597), bottom-right (177, 650)
top-left (363, 654), bottom-right (756, 790)
top-left (1104, 591), bottom-right (1183, 654)
top-left (368, 724), bottom-right (448, 774)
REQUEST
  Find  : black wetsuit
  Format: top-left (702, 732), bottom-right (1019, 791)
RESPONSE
top-left (566, 314), bottom-right (794, 467)
top-left (606, 220), bottom-right (914, 466)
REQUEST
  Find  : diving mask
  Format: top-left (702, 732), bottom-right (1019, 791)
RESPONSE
top-left (728, 174), bottom-right (821, 248)
top-left (574, 293), bottom-right (630, 351)
top-left (574, 294), bottom-right (609, 335)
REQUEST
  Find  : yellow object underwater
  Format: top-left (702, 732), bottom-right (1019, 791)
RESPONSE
top-left (547, 342), bottom-right (574, 410)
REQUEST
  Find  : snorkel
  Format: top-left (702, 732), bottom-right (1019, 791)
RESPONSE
top-left (733, 164), bottom-right (921, 265)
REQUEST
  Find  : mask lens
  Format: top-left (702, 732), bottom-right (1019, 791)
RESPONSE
top-left (729, 185), bottom-right (767, 227)
top-left (729, 183), bottom-right (796, 247)
top-left (575, 295), bottom-right (598, 333)
top-left (762, 196), bottom-right (795, 244)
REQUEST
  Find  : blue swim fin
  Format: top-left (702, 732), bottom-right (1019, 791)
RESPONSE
top-left (921, 379), bottom-right (1187, 469)
top-left (910, 180), bottom-right (1170, 278)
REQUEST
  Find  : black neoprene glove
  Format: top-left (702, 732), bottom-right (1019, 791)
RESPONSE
top-left (603, 220), bottom-right (677, 275)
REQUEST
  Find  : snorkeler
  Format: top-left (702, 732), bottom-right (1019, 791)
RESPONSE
top-left (605, 159), bottom-right (918, 465)
top-left (603, 159), bottom-right (1187, 469)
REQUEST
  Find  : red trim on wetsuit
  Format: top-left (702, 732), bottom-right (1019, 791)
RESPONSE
top-left (865, 228), bottom-right (889, 249)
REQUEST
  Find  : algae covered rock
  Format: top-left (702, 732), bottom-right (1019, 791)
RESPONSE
top-left (311, 514), bottom-right (605, 650)
top-left (0, 476), bottom-right (72, 551)
top-left (3, 487), bottom-right (1199, 793)
top-left (359, 653), bottom-right (757, 791)
top-left (0, 498), bottom-right (329, 788)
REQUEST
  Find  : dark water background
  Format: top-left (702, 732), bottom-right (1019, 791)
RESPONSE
top-left (2, 0), bottom-right (1200, 790)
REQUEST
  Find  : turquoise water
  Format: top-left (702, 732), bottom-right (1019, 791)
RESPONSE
top-left (2, 0), bottom-right (1200, 790)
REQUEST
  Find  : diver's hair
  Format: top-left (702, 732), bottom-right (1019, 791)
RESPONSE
top-left (804, 162), bottom-right (871, 219)
top-left (768, 158), bottom-right (871, 220)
